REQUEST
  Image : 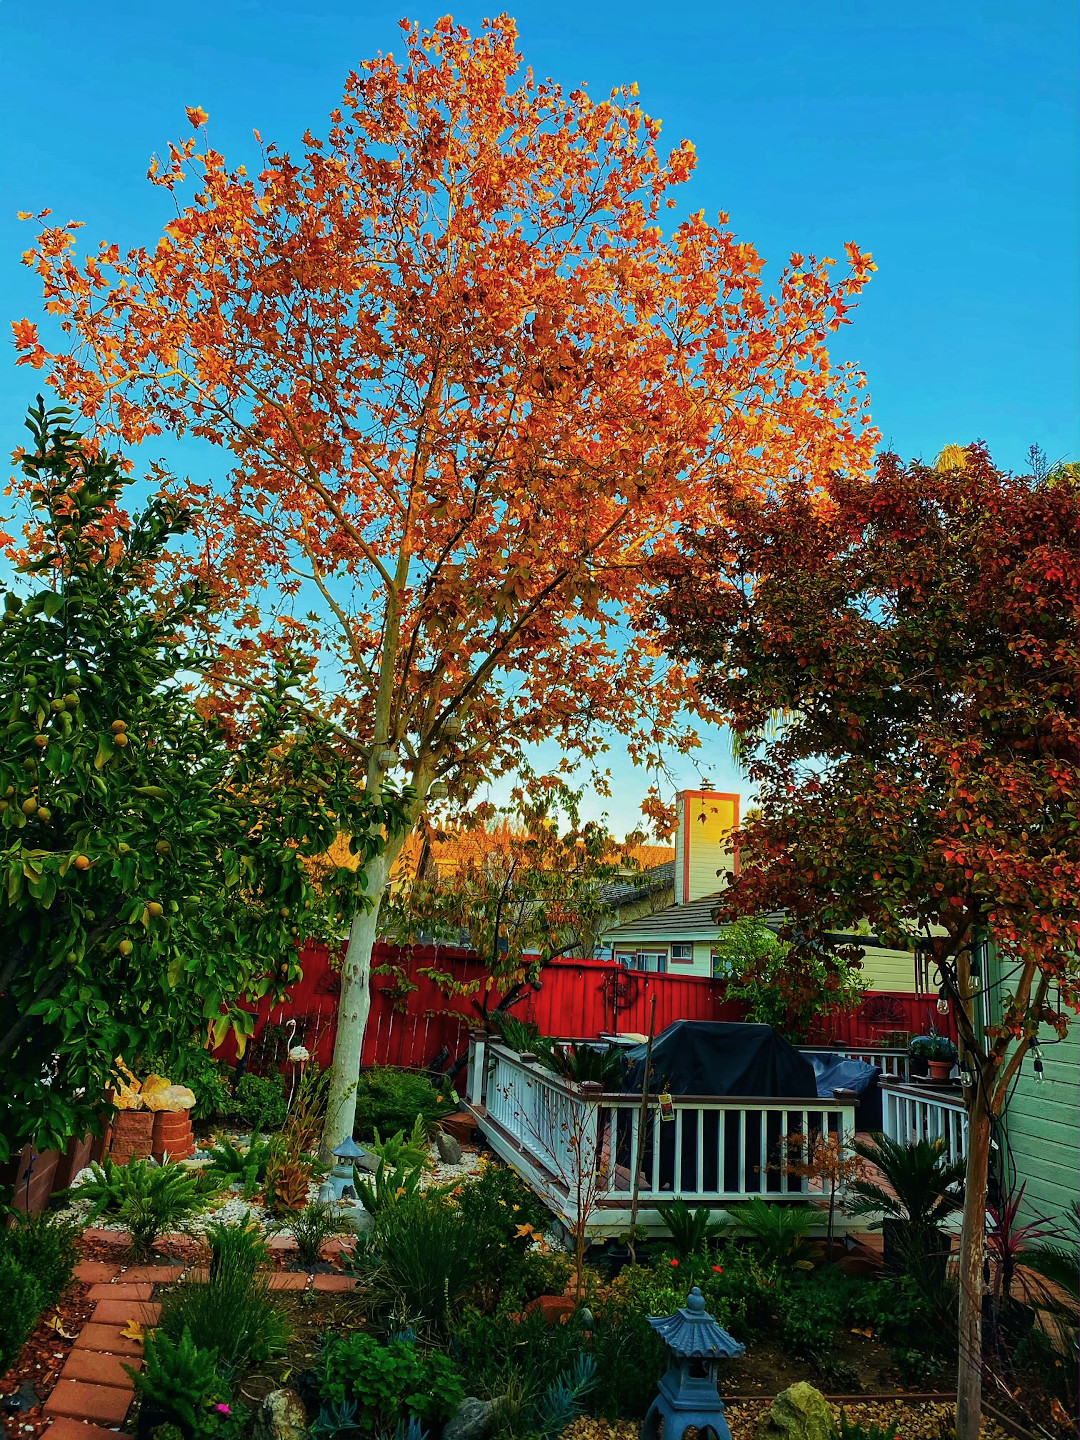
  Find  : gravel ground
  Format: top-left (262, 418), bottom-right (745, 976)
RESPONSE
top-left (60, 1134), bottom-right (487, 1237)
top-left (565, 1399), bottom-right (1015, 1440)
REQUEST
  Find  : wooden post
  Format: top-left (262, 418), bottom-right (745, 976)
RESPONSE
top-left (467, 1029), bottom-right (487, 1108)
top-left (628, 994), bottom-right (658, 1260)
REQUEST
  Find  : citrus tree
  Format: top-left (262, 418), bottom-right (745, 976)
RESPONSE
top-left (0, 400), bottom-right (405, 1162)
top-left (653, 444), bottom-right (1079, 1440)
top-left (14, 16), bottom-right (878, 1155)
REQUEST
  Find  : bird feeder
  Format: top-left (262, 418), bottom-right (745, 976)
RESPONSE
top-left (376, 748), bottom-right (399, 770)
top-left (641, 1286), bottom-right (744, 1440)
top-left (428, 780), bottom-right (449, 800)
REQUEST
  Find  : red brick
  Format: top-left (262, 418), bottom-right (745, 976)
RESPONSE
top-left (44, 1380), bottom-right (133, 1425)
top-left (87, 1283), bottom-right (153, 1302)
top-left (267, 1235), bottom-right (298, 1252)
top-left (61, 1350), bottom-right (141, 1388)
top-left (319, 1238), bottom-right (356, 1257)
top-left (312, 1274), bottom-right (358, 1292)
top-left (82, 1229), bottom-right (131, 1248)
top-left (72, 1325), bottom-right (145, 1358)
top-left (74, 1262), bottom-right (120, 1284)
top-left (268, 1272), bottom-right (309, 1291)
top-left (184, 1267), bottom-right (209, 1283)
top-left (119, 1265), bottom-right (183, 1283)
top-left (91, 1299), bottom-right (161, 1326)
top-left (44, 1419), bottom-right (131, 1440)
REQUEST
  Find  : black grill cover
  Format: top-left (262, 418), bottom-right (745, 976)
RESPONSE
top-left (621, 1020), bottom-right (818, 1099)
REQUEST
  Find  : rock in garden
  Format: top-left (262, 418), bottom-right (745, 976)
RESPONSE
top-left (755, 1382), bottom-right (833, 1440)
top-left (254, 1388), bottom-right (307, 1440)
top-left (435, 1128), bottom-right (462, 1165)
top-left (443, 1395), bottom-right (510, 1440)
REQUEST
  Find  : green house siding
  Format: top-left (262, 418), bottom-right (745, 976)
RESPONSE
top-left (1001, 1021), bottom-right (1079, 1229)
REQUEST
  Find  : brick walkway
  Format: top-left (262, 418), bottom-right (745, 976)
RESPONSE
top-left (40, 1254), bottom-right (357, 1438)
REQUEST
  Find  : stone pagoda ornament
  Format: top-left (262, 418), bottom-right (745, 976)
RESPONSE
top-left (641, 1285), bottom-right (745, 1440)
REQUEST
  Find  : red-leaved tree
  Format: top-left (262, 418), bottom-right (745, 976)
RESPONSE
top-left (654, 446), bottom-right (1079, 1440)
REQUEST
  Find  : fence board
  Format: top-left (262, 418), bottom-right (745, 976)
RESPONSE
top-left (213, 942), bottom-right (953, 1076)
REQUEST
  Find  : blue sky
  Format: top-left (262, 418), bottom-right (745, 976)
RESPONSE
top-left (2, 0), bottom-right (1077, 834)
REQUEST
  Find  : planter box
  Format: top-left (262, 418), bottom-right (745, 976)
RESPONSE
top-left (2, 1145), bottom-right (60, 1214)
top-left (151, 1110), bottom-right (194, 1162)
top-left (109, 1110), bottom-right (154, 1165)
top-left (53, 1132), bottom-right (95, 1191)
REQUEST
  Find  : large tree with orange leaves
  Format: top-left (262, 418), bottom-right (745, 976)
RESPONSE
top-left (13, 14), bottom-right (877, 1154)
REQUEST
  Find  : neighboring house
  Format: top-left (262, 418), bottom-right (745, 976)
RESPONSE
top-left (599, 788), bottom-right (932, 994)
top-left (985, 948), bottom-right (1079, 1229)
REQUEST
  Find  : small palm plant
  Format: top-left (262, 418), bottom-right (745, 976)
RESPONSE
top-left (845, 1133), bottom-right (964, 1280)
top-left (655, 1197), bottom-right (728, 1260)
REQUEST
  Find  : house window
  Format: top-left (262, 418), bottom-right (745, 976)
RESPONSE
top-left (636, 951), bottom-right (668, 974)
top-left (670, 943), bottom-right (694, 965)
top-left (615, 951), bottom-right (636, 968)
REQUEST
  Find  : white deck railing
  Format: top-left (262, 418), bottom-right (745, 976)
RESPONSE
top-left (880, 1076), bottom-right (968, 1166)
top-left (467, 1036), bottom-right (857, 1238)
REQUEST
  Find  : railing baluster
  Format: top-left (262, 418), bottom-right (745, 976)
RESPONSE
top-left (696, 1107), bottom-right (705, 1196)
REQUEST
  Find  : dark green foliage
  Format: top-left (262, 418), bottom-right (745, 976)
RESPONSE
top-left (234, 1074), bottom-right (287, 1135)
top-left (204, 1220), bottom-right (270, 1280)
top-left (128, 1326), bottom-right (223, 1430)
top-left (0, 1210), bottom-right (78, 1311)
top-left (203, 1135), bottom-right (274, 1197)
top-left (0, 400), bottom-right (409, 1165)
top-left (352, 1067), bottom-right (445, 1140)
top-left (72, 1157), bottom-right (213, 1261)
top-left (140, 1043), bottom-right (235, 1122)
top-left (317, 1331), bottom-right (464, 1431)
top-left (534, 1041), bottom-right (626, 1089)
top-left (655, 1198), bottom-right (728, 1260)
top-left (489, 1013), bottom-right (542, 1054)
top-left (0, 1254), bottom-right (44, 1373)
top-left (833, 1410), bottom-right (900, 1440)
top-left (159, 1257), bottom-right (291, 1379)
top-left (454, 1162), bottom-right (550, 1286)
top-left (727, 1197), bottom-right (816, 1267)
top-left (846, 1134), bottom-right (964, 1230)
top-left (288, 1200), bottom-right (346, 1268)
top-left (777, 1277), bottom-right (845, 1358)
top-left (359, 1192), bottom-right (472, 1335)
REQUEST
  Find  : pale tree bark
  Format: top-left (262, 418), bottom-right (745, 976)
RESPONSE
top-left (956, 1076), bottom-right (993, 1440)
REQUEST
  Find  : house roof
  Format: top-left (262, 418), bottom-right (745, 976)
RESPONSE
top-left (598, 859), bottom-right (676, 909)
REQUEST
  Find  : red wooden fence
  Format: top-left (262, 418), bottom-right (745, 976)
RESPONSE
top-left (218, 941), bottom-right (951, 1077)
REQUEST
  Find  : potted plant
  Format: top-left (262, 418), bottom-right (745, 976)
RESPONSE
top-left (845, 1133), bottom-right (965, 1284)
top-left (909, 1034), bottom-right (958, 1082)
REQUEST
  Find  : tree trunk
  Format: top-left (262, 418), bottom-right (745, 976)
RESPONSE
top-left (956, 1079), bottom-right (992, 1440)
top-left (319, 844), bottom-right (395, 1162)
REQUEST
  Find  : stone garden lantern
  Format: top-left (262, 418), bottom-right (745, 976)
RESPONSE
top-left (318, 1135), bottom-right (367, 1204)
top-left (641, 1286), bottom-right (745, 1440)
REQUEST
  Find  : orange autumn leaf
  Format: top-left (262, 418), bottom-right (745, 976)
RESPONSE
top-left (11, 14), bottom-right (878, 1131)
top-left (185, 106), bottom-right (209, 127)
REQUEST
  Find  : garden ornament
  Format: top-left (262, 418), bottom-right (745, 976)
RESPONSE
top-left (327, 1134), bottom-right (366, 1201)
top-left (641, 1285), bottom-right (744, 1440)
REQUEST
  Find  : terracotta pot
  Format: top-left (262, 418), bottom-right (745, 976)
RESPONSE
top-left (109, 1109), bottom-right (154, 1165)
top-left (927, 1059), bottom-right (953, 1081)
top-left (523, 1294), bottom-right (576, 1325)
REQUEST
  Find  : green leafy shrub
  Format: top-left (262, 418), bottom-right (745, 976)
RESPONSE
top-left (352, 1067), bottom-right (446, 1140)
top-left (141, 1043), bottom-right (235, 1122)
top-left (128, 1326), bottom-right (224, 1430)
top-left (317, 1331), bottom-right (464, 1430)
top-left (454, 1162), bottom-right (550, 1287)
top-left (778, 1279), bottom-right (843, 1358)
top-left (727, 1197), bottom-right (816, 1268)
top-left (370, 1116), bottom-right (430, 1170)
top-left (71, 1157), bottom-right (213, 1261)
top-left (534, 1041), bottom-right (626, 1088)
top-left (203, 1135), bottom-right (274, 1197)
top-left (159, 1256), bottom-right (290, 1379)
top-left (655, 1198), bottom-right (728, 1260)
top-left (204, 1220), bottom-right (269, 1279)
top-left (0, 1210), bottom-right (78, 1310)
top-left (365, 1193), bottom-right (468, 1334)
top-left (234, 1073), bottom-right (287, 1134)
top-left (288, 1200), bottom-right (348, 1268)
top-left (511, 1248), bottom-right (575, 1304)
top-left (0, 1254), bottom-right (44, 1373)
